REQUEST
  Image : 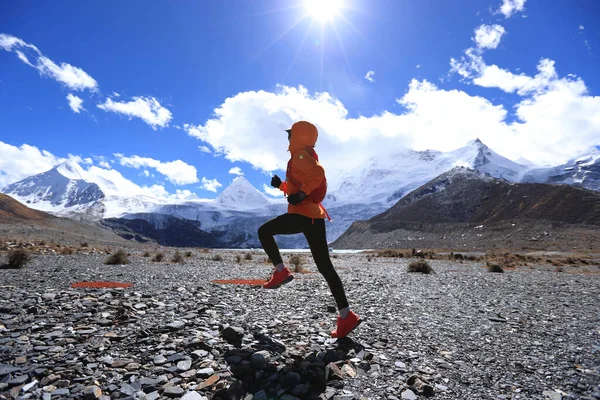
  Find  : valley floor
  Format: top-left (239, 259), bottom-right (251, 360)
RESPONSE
top-left (1, 251), bottom-right (599, 399)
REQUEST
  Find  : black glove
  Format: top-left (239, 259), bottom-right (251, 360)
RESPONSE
top-left (288, 191), bottom-right (307, 205)
top-left (271, 175), bottom-right (282, 188)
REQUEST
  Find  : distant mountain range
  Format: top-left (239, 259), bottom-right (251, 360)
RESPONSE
top-left (333, 167), bottom-right (600, 251)
top-left (2, 139), bottom-right (600, 248)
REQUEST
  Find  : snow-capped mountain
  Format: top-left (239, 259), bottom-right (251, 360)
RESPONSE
top-left (446, 139), bottom-right (527, 181)
top-left (327, 138), bottom-right (527, 208)
top-left (522, 148), bottom-right (600, 191)
top-left (2, 161), bottom-right (105, 213)
top-left (216, 176), bottom-right (270, 210)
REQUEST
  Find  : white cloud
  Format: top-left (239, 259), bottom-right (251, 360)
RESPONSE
top-left (498, 0), bottom-right (526, 18)
top-left (474, 58), bottom-right (559, 95)
top-left (228, 167), bottom-right (244, 176)
top-left (183, 67), bottom-right (600, 174)
top-left (37, 57), bottom-right (98, 91)
top-left (15, 50), bottom-right (32, 66)
top-left (473, 24), bottom-right (506, 50)
top-left (200, 177), bottom-right (222, 193)
top-left (97, 96), bottom-right (172, 129)
top-left (116, 155), bottom-right (198, 185)
top-left (365, 71), bottom-right (375, 83)
top-left (198, 145), bottom-right (212, 154)
top-left (98, 160), bottom-right (111, 169)
top-left (112, 92), bottom-right (121, 97)
top-left (0, 33), bottom-right (98, 91)
top-left (0, 142), bottom-right (64, 188)
top-left (579, 25), bottom-right (585, 30)
top-left (142, 170), bottom-right (150, 177)
top-left (262, 184), bottom-right (284, 197)
top-left (66, 93), bottom-right (84, 113)
top-left (416, 64), bottom-right (421, 69)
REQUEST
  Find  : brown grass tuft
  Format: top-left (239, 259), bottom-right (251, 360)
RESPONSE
top-left (289, 255), bottom-right (305, 273)
top-left (377, 249), bottom-right (404, 258)
top-left (487, 263), bottom-right (504, 273)
top-left (213, 254), bottom-right (223, 262)
top-left (152, 252), bottom-right (165, 262)
top-left (244, 252), bottom-right (253, 261)
top-left (1, 248), bottom-right (31, 269)
top-left (172, 251), bottom-right (184, 264)
top-left (60, 247), bottom-right (75, 255)
top-left (407, 259), bottom-right (433, 274)
top-left (105, 249), bottom-right (130, 265)
top-left (185, 251), bottom-right (193, 257)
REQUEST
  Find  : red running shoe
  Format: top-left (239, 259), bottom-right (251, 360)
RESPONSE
top-left (263, 267), bottom-right (294, 289)
top-left (331, 311), bottom-right (362, 338)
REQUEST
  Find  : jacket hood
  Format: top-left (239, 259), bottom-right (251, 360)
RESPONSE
top-left (288, 121), bottom-right (318, 154)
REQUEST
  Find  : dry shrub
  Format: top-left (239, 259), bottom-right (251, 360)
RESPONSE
top-left (1, 249), bottom-right (31, 269)
top-left (566, 257), bottom-right (588, 266)
top-left (263, 257), bottom-right (271, 264)
top-left (235, 254), bottom-right (242, 263)
top-left (185, 251), bottom-right (193, 257)
top-left (142, 251), bottom-right (151, 257)
top-left (244, 253), bottom-right (253, 261)
top-left (332, 254), bottom-right (339, 259)
top-left (105, 249), bottom-right (130, 265)
top-left (407, 259), bottom-right (433, 274)
top-left (289, 255), bottom-right (305, 273)
top-left (213, 254), bottom-right (223, 262)
top-left (377, 249), bottom-right (404, 258)
top-left (487, 263), bottom-right (504, 273)
top-left (60, 247), bottom-right (75, 255)
top-left (80, 242), bottom-right (89, 248)
top-left (555, 266), bottom-right (564, 273)
top-left (172, 251), bottom-right (184, 264)
top-left (152, 252), bottom-right (165, 262)
top-left (200, 248), bottom-right (211, 254)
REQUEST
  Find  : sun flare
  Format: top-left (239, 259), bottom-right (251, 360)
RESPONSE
top-left (304, 0), bottom-right (343, 21)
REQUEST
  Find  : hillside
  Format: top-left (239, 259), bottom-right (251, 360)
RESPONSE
top-left (0, 194), bottom-right (134, 247)
top-left (333, 168), bottom-right (600, 251)
top-left (0, 193), bottom-right (56, 223)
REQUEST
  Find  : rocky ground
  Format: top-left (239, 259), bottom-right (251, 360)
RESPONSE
top-left (1, 250), bottom-right (599, 400)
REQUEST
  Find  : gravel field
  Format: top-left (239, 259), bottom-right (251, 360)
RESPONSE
top-left (1, 251), bottom-right (599, 400)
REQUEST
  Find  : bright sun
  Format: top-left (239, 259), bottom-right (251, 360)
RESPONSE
top-left (304, 0), bottom-right (343, 21)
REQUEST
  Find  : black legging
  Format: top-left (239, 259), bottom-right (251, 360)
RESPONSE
top-left (258, 213), bottom-right (349, 310)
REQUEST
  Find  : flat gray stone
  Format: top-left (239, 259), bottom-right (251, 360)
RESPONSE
top-left (177, 359), bottom-right (192, 371)
top-left (181, 392), bottom-right (207, 400)
top-left (401, 390), bottom-right (417, 400)
top-left (164, 386), bottom-right (184, 397)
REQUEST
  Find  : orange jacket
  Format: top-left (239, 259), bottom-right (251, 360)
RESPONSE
top-left (278, 121), bottom-right (326, 219)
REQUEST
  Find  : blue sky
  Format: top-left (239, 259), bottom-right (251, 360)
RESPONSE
top-left (1, 0), bottom-right (599, 199)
